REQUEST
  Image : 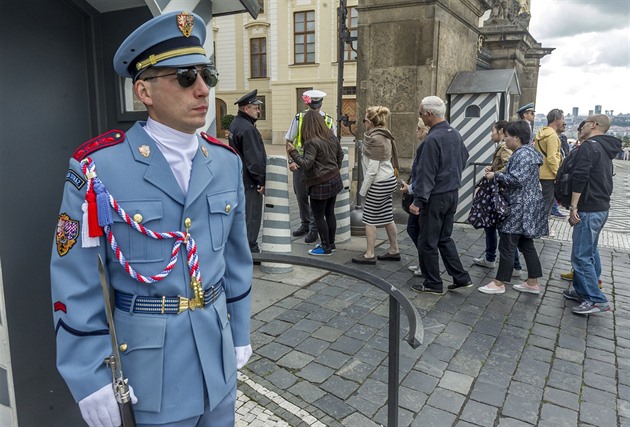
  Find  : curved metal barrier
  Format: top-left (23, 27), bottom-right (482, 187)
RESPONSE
top-left (252, 252), bottom-right (423, 427)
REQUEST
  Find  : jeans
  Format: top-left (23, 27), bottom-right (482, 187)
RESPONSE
top-left (571, 210), bottom-right (608, 304)
top-left (484, 226), bottom-right (522, 269)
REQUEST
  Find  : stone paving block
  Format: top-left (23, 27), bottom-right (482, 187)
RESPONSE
top-left (470, 380), bottom-right (507, 407)
top-left (581, 385), bottom-right (617, 410)
top-left (501, 391), bottom-right (541, 424)
top-left (255, 342), bottom-right (293, 363)
top-left (423, 342), bottom-right (457, 362)
top-left (312, 325), bottom-right (345, 342)
top-left (287, 381), bottom-right (327, 402)
top-left (414, 354), bottom-right (448, 378)
top-left (374, 405), bottom-right (414, 427)
top-left (337, 359), bottom-right (377, 382)
top-left (460, 400), bottom-right (499, 426)
top-left (277, 350), bottom-right (315, 370)
top-left (522, 344), bottom-right (554, 364)
top-left (508, 381), bottom-right (543, 399)
top-left (587, 335), bottom-right (617, 353)
top-left (345, 323), bottom-right (378, 342)
top-left (275, 328), bottom-right (310, 346)
top-left (304, 292), bottom-right (334, 306)
top-left (410, 405), bottom-right (457, 427)
top-left (543, 386), bottom-right (579, 411)
top-left (295, 337), bottom-right (330, 357)
top-left (398, 385), bottom-right (428, 413)
top-left (306, 307), bottom-right (337, 322)
top-left (585, 346), bottom-right (615, 364)
top-left (251, 331), bottom-right (275, 349)
top-left (583, 371), bottom-right (618, 394)
top-left (355, 378), bottom-right (388, 406)
top-left (438, 370), bottom-right (474, 395)
top-left (293, 318), bottom-right (323, 333)
top-left (330, 335), bottom-right (365, 355)
top-left (266, 369), bottom-right (298, 389)
top-left (539, 403), bottom-right (578, 427)
top-left (580, 401), bottom-right (618, 426)
top-left (275, 308), bottom-right (308, 324)
top-left (323, 298), bottom-right (353, 312)
top-left (546, 369), bottom-right (582, 394)
top-left (527, 334), bottom-right (557, 351)
top-left (426, 387), bottom-right (465, 413)
top-left (448, 353), bottom-right (483, 377)
top-left (584, 357), bottom-right (617, 378)
top-left (513, 360), bottom-right (549, 388)
top-left (340, 412), bottom-right (380, 427)
top-left (354, 346), bottom-right (387, 366)
top-left (313, 394), bottom-right (354, 419)
top-left (619, 398), bottom-right (630, 420)
top-left (296, 362), bottom-right (334, 383)
top-left (402, 369), bottom-right (440, 394)
top-left (554, 345), bottom-right (585, 363)
top-left (346, 395), bottom-right (380, 418)
top-left (317, 349), bottom-right (351, 370)
top-left (326, 314), bottom-right (358, 330)
top-left (321, 375), bottom-right (360, 400)
top-left (256, 306), bottom-right (289, 322)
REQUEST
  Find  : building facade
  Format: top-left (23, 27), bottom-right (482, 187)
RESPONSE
top-left (213, 0), bottom-right (359, 143)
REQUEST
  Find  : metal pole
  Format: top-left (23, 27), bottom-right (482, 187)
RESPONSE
top-left (336, 0), bottom-right (347, 135)
top-left (388, 296), bottom-right (400, 427)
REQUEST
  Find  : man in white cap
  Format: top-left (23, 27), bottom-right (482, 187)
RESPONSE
top-left (284, 89), bottom-right (337, 244)
top-left (51, 11), bottom-right (252, 427)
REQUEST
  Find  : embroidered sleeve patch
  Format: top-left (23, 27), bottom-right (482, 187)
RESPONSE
top-left (56, 213), bottom-right (79, 256)
top-left (66, 169), bottom-right (86, 190)
top-left (54, 301), bottom-right (67, 313)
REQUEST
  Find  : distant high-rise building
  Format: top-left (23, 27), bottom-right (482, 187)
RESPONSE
top-left (573, 107), bottom-right (579, 117)
top-left (595, 105), bottom-right (602, 114)
top-left (589, 110), bottom-right (594, 116)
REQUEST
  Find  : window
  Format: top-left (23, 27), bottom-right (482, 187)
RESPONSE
top-left (342, 86), bottom-right (356, 96)
top-left (294, 11), bottom-right (315, 64)
top-left (465, 105), bottom-right (480, 118)
top-left (344, 7), bottom-right (358, 61)
top-left (250, 38), bottom-right (267, 78)
top-left (257, 96), bottom-right (266, 120)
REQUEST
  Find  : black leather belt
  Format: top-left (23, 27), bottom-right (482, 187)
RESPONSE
top-left (115, 283), bottom-right (224, 314)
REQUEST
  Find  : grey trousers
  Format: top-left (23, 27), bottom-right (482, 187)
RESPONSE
top-left (292, 167), bottom-right (315, 231)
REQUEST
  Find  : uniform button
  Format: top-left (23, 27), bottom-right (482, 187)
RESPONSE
top-left (185, 218), bottom-right (192, 228)
top-left (225, 204), bottom-right (231, 213)
top-left (133, 214), bottom-right (143, 223)
top-left (119, 343), bottom-right (128, 352)
top-left (227, 313), bottom-right (231, 321)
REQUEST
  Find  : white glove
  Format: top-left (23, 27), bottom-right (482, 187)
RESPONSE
top-left (235, 344), bottom-right (253, 369)
top-left (78, 383), bottom-right (138, 427)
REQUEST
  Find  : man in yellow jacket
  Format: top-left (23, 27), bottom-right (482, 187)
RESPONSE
top-left (534, 108), bottom-right (564, 236)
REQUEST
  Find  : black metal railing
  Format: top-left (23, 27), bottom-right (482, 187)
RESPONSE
top-left (252, 253), bottom-right (423, 427)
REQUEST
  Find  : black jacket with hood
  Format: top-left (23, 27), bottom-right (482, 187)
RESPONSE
top-left (571, 134), bottom-right (622, 212)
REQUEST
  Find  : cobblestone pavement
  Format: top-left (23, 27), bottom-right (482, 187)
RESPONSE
top-left (235, 150), bottom-right (630, 426)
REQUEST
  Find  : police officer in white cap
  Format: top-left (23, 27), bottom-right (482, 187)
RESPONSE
top-left (51, 11), bottom-right (252, 427)
top-left (284, 89), bottom-right (337, 243)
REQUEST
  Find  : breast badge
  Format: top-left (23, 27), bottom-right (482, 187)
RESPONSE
top-left (56, 213), bottom-right (79, 256)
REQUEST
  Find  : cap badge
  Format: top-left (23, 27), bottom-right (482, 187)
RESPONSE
top-left (177, 12), bottom-right (195, 37)
top-left (201, 146), bottom-right (208, 157)
top-left (138, 145), bottom-right (151, 158)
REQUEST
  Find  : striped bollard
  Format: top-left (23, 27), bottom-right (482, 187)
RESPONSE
top-left (261, 155), bottom-right (292, 273)
top-left (334, 147), bottom-right (351, 243)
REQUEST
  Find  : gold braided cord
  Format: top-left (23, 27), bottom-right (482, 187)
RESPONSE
top-left (135, 47), bottom-right (207, 71)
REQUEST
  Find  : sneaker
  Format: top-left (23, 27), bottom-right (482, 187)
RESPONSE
top-left (304, 230), bottom-right (319, 244)
top-left (308, 246), bottom-right (332, 256)
top-left (552, 211), bottom-right (567, 218)
top-left (560, 271), bottom-right (573, 281)
top-left (292, 225), bottom-right (309, 237)
top-left (478, 284), bottom-right (505, 294)
top-left (447, 282), bottom-right (473, 291)
top-left (572, 301), bottom-right (611, 315)
top-left (513, 283), bottom-right (541, 295)
top-left (512, 269), bottom-right (523, 279)
top-left (407, 265), bottom-right (423, 276)
top-left (314, 243), bottom-right (336, 252)
top-left (562, 289), bottom-right (583, 302)
top-left (473, 257), bottom-right (496, 268)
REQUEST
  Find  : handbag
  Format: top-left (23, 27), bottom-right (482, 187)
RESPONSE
top-left (468, 177), bottom-right (510, 229)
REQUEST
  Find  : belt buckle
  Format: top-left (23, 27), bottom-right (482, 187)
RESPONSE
top-left (177, 296), bottom-right (198, 314)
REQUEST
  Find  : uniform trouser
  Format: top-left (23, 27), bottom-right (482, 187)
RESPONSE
top-left (292, 168), bottom-right (315, 231)
top-left (417, 190), bottom-right (471, 289)
top-left (245, 186), bottom-right (263, 250)
top-left (137, 383), bottom-right (236, 427)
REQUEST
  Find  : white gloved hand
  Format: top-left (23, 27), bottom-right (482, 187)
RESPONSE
top-left (78, 383), bottom-right (138, 427)
top-left (235, 344), bottom-right (253, 369)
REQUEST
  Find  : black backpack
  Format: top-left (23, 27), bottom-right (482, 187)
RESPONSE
top-left (554, 147), bottom-right (579, 209)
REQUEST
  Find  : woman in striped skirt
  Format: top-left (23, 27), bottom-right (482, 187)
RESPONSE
top-left (352, 106), bottom-right (400, 265)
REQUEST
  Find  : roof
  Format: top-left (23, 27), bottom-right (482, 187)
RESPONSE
top-left (446, 69), bottom-right (520, 95)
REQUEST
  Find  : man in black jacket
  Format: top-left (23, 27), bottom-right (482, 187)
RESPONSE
top-left (229, 90), bottom-right (267, 253)
top-left (409, 96), bottom-right (472, 294)
top-left (564, 114), bottom-right (621, 315)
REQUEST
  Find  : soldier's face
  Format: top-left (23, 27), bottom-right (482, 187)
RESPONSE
top-left (138, 66), bottom-right (210, 134)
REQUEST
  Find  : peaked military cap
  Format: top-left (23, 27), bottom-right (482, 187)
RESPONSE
top-left (516, 102), bottom-right (535, 115)
top-left (114, 11), bottom-right (211, 80)
top-left (235, 89), bottom-right (263, 106)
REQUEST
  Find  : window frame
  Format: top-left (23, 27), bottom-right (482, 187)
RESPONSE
top-left (293, 10), bottom-right (316, 64)
top-left (250, 37), bottom-right (267, 78)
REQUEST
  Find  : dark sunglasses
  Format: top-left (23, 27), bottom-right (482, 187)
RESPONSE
top-left (143, 66), bottom-right (219, 88)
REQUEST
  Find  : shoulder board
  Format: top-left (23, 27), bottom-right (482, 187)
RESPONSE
top-left (200, 132), bottom-right (238, 155)
top-left (72, 130), bottom-right (125, 161)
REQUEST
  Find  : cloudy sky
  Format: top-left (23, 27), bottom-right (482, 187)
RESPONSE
top-left (529, 0), bottom-right (630, 117)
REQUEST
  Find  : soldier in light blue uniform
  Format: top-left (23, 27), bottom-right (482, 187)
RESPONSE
top-left (51, 11), bottom-right (252, 427)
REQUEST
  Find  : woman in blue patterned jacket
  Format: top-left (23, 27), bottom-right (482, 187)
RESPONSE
top-left (478, 120), bottom-right (548, 295)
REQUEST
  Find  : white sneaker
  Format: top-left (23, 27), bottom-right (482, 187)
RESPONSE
top-left (473, 257), bottom-right (496, 268)
top-left (408, 265), bottom-right (423, 276)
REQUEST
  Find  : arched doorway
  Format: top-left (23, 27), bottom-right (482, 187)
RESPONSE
top-left (216, 98), bottom-right (228, 136)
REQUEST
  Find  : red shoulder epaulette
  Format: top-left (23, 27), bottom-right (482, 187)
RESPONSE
top-left (200, 132), bottom-right (238, 155)
top-left (72, 130), bottom-right (125, 161)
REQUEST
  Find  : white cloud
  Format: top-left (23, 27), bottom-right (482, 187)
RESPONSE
top-left (530, 0), bottom-right (630, 115)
